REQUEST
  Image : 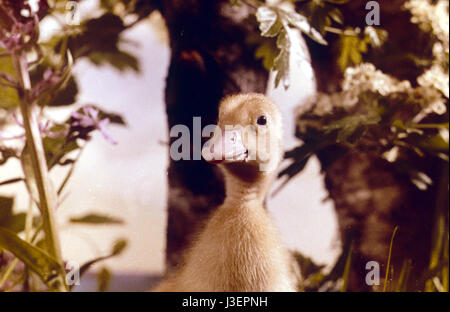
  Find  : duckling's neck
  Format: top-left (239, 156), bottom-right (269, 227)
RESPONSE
top-left (221, 164), bottom-right (274, 208)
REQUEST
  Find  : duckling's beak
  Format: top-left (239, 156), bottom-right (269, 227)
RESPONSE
top-left (202, 128), bottom-right (248, 164)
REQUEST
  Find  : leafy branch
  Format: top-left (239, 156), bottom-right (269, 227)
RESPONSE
top-left (235, 0), bottom-right (332, 89)
top-left (0, 0), bottom-right (141, 291)
top-left (12, 49), bottom-right (66, 289)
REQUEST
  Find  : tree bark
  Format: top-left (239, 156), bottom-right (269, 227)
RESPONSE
top-left (159, 0), bottom-right (268, 271)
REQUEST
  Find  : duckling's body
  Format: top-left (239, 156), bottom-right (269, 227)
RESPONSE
top-left (156, 93), bottom-right (296, 292)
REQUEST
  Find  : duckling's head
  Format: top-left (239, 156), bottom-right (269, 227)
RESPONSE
top-left (202, 93), bottom-right (283, 185)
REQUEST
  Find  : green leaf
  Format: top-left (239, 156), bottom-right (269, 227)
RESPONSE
top-left (66, 14), bottom-right (140, 72)
top-left (273, 30), bottom-right (292, 89)
top-left (274, 138), bottom-right (330, 195)
top-left (281, 7), bottom-right (327, 45)
top-left (338, 33), bottom-right (364, 71)
top-left (111, 239), bottom-right (127, 255)
top-left (28, 56), bottom-right (77, 107)
top-left (42, 132), bottom-right (79, 169)
top-left (49, 75), bottom-right (79, 107)
top-left (277, 135), bottom-right (331, 180)
top-left (31, 51), bottom-right (74, 107)
top-left (0, 146), bottom-right (19, 165)
top-left (256, 6), bottom-right (325, 89)
top-left (0, 52), bottom-right (19, 109)
top-left (73, 238), bottom-right (127, 288)
top-left (296, 0), bottom-right (346, 35)
top-left (325, 111), bottom-right (381, 143)
top-left (20, 144), bottom-right (40, 203)
top-left (87, 50), bottom-right (139, 72)
top-left (96, 267), bottom-right (112, 292)
top-left (254, 39), bottom-right (279, 71)
top-left (256, 6), bottom-right (283, 37)
top-left (328, 7), bottom-right (344, 25)
top-left (69, 213), bottom-right (124, 225)
top-left (337, 27), bottom-right (384, 72)
top-left (292, 251), bottom-right (326, 280)
top-left (278, 154), bottom-right (311, 181)
top-left (415, 134), bottom-right (449, 153)
top-left (0, 227), bottom-right (66, 291)
top-left (257, 6), bottom-right (327, 44)
top-left (0, 196), bottom-right (27, 233)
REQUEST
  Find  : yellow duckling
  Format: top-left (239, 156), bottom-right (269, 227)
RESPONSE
top-left (156, 93), bottom-right (296, 292)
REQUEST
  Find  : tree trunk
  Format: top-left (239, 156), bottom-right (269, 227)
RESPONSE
top-left (302, 0), bottom-right (446, 291)
top-left (317, 148), bottom-right (440, 291)
top-left (159, 0), bottom-right (268, 271)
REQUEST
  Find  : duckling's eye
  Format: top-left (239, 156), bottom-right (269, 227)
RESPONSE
top-left (256, 115), bottom-right (267, 126)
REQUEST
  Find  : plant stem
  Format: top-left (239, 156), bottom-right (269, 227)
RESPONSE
top-left (0, 258), bottom-right (19, 289)
top-left (12, 52), bottom-right (67, 291)
top-left (240, 0), bottom-right (263, 10)
top-left (324, 26), bottom-right (358, 37)
top-left (25, 197), bottom-right (34, 242)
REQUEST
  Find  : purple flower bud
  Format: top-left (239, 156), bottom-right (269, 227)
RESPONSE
top-left (70, 105), bottom-right (117, 144)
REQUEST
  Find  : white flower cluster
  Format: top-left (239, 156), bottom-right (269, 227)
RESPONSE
top-left (405, 0), bottom-right (449, 116)
top-left (310, 63), bottom-right (409, 116)
top-left (418, 64), bottom-right (449, 99)
top-left (404, 0), bottom-right (449, 49)
top-left (342, 63), bottom-right (412, 96)
top-left (312, 91), bottom-right (358, 115)
top-left (364, 26), bottom-right (388, 48)
top-left (415, 86), bottom-right (447, 116)
top-left (310, 62), bottom-right (447, 117)
top-left (306, 1), bottom-right (449, 118)
top-left (312, 63), bottom-right (412, 115)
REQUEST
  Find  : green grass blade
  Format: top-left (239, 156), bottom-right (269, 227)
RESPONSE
top-left (340, 241), bottom-right (353, 292)
top-left (383, 226), bottom-right (399, 292)
top-left (441, 234), bottom-right (448, 292)
top-left (396, 259), bottom-right (411, 292)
